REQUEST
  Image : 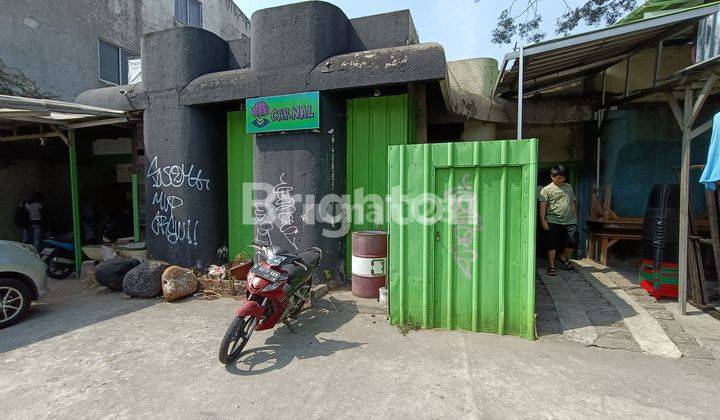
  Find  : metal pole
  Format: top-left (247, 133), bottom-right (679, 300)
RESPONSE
top-left (68, 129), bottom-right (82, 277)
top-left (517, 44), bottom-right (524, 140)
top-left (132, 173), bottom-right (140, 242)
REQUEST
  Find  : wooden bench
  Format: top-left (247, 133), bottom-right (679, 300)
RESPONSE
top-left (587, 231), bottom-right (642, 266)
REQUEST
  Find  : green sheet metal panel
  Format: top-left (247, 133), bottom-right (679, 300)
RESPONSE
top-left (346, 94), bottom-right (415, 274)
top-left (227, 110), bottom-right (254, 259)
top-left (388, 139), bottom-right (538, 339)
top-left (347, 94), bottom-right (414, 230)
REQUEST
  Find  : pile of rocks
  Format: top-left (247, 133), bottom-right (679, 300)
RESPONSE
top-left (90, 257), bottom-right (199, 301)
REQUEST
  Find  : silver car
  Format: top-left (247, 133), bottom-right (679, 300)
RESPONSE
top-left (0, 240), bottom-right (50, 328)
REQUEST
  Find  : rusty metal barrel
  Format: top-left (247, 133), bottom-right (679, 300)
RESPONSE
top-left (351, 230), bottom-right (387, 299)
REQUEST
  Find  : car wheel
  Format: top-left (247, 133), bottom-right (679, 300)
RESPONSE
top-left (0, 279), bottom-right (32, 329)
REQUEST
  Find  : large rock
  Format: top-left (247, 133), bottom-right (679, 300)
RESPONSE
top-left (122, 260), bottom-right (170, 298)
top-left (80, 260), bottom-right (97, 286)
top-left (161, 266), bottom-right (199, 302)
top-left (94, 257), bottom-right (141, 291)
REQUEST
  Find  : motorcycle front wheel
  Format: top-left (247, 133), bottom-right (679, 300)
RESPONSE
top-left (218, 316), bottom-right (254, 365)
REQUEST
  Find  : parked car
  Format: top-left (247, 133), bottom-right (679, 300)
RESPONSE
top-left (0, 240), bottom-right (50, 328)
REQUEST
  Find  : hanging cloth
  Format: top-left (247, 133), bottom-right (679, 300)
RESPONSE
top-left (699, 112), bottom-right (720, 190)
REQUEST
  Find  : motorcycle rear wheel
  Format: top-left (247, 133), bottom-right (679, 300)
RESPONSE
top-left (46, 249), bottom-right (75, 279)
top-left (218, 315), bottom-right (254, 365)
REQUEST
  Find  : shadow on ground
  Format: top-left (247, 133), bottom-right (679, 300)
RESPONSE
top-left (0, 278), bottom-right (157, 353)
top-left (225, 296), bottom-right (364, 375)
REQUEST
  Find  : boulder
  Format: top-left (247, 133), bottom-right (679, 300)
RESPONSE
top-left (80, 260), bottom-right (97, 286)
top-left (94, 257), bottom-right (141, 291)
top-left (161, 266), bottom-right (199, 301)
top-left (122, 260), bottom-right (170, 298)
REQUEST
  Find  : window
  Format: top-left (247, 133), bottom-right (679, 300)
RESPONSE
top-left (98, 40), bottom-right (137, 85)
top-left (176, 0), bottom-right (202, 28)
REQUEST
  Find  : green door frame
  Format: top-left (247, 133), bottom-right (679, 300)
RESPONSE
top-left (227, 110), bottom-right (255, 259)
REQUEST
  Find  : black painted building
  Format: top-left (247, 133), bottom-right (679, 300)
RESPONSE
top-left (77, 1), bottom-right (446, 282)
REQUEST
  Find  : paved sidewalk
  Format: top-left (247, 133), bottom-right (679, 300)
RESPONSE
top-left (537, 259), bottom-right (715, 360)
top-left (2, 278), bottom-right (720, 418)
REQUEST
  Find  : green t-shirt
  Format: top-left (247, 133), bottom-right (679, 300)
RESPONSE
top-left (539, 182), bottom-right (576, 225)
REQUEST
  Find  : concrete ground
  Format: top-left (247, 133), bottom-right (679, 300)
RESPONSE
top-left (2, 278), bottom-right (720, 419)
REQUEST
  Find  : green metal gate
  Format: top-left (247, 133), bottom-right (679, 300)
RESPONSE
top-left (388, 139), bottom-right (538, 339)
top-left (227, 110), bottom-right (254, 259)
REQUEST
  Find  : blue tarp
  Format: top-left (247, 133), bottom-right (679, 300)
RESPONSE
top-left (699, 113), bottom-right (720, 190)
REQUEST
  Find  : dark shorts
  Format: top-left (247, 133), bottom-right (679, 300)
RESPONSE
top-left (544, 223), bottom-right (579, 251)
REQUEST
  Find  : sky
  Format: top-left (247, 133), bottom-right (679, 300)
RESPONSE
top-left (233, 0), bottom-right (591, 63)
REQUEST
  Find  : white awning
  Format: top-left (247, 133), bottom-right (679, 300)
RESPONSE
top-left (494, 2), bottom-right (720, 98)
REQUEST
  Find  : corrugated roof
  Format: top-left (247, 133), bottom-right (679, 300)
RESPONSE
top-left (0, 94), bottom-right (129, 133)
top-left (494, 2), bottom-right (720, 98)
top-left (619, 0), bottom-right (704, 24)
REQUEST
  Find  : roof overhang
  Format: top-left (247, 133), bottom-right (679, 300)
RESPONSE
top-left (494, 2), bottom-right (720, 98)
top-left (0, 94), bottom-right (131, 143)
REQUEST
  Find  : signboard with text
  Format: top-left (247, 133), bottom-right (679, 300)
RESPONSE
top-left (245, 91), bottom-right (320, 134)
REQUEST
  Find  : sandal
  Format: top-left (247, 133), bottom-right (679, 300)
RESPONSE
top-left (559, 257), bottom-right (576, 271)
top-left (547, 267), bottom-right (557, 276)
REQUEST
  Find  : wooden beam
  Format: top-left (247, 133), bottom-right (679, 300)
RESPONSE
top-left (48, 125), bottom-right (69, 146)
top-left (706, 190), bottom-right (720, 291)
top-left (689, 118), bottom-right (714, 140)
top-left (0, 131), bottom-right (62, 142)
top-left (63, 117), bottom-right (127, 130)
top-left (0, 110), bottom-right (51, 118)
top-left (679, 86), bottom-right (693, 315)
top-left (664, 90), bottom-right (684, 129)
top-left (690, 72), bottom-right (718, 127)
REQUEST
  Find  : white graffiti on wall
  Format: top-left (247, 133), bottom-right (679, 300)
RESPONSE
top-left (252, 173), bottom-right (300, 250)
top-left (445, 174), bottom-right (479, 281)
top-left (147, 156), bottom-right (210, 247)
top-left (273, 173), bottom-right (299, 250)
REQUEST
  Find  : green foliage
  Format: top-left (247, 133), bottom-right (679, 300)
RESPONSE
top-left (486, 0), bottom-right (638, 46)
top-left (0, 58), bottom-right (52, 98)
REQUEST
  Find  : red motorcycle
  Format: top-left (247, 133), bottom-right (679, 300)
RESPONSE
top-left (218, 242), bottom-right (322, 364)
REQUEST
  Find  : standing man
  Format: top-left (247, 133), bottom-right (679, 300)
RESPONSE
top-left (21, 193), bottom-right (44, 251)
top-left (539, 165), bottom-right (578, 276)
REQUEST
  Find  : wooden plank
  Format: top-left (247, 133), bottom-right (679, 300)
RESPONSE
top-left (664, 90), bottom-right (684, 129)
top-left (690, 72), bottom-right (718, 127)
top-left (706, 190), bottom-right (720, 289)
top-left (603, 184), bottom-right (612, 221)
top-left (49, 125), bottom-right (69, 146)
top-left (0, 131), bottom-right (62, 142)
top-left (678, 87), bottom-right (692, 315)
top-left (689, 118), bottom-right (714, 140)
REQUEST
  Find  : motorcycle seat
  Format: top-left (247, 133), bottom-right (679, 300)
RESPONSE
top-left (298, 249), bottom-right (321, 269)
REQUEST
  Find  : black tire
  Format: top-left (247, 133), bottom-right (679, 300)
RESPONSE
top-left (0, 279), bottom-right (32, 329)
top-left (46, 249), bottom-right (75, 279)
top-left (218, 316), bottom-right (254, 365)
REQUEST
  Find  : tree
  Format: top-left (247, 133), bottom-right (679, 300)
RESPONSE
top-left (486, 0), bottom-right (638, 46)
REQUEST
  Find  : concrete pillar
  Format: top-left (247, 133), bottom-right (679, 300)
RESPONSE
top-left (408, 83), bottom-right (427, 143)
top-left (141, 28), bottom-right (230, 268)
top-left (253, 93), bottom-right (347, 284)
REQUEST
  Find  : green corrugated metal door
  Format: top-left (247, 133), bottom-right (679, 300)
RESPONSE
top-left (346, 94), bottom-right (415, 231)
top-left (388, 139), bottom-right (538, 339)
top-left (227, 110), bottom-right (254, 259)
top-left (346, 94), bottom-right (415, 275)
